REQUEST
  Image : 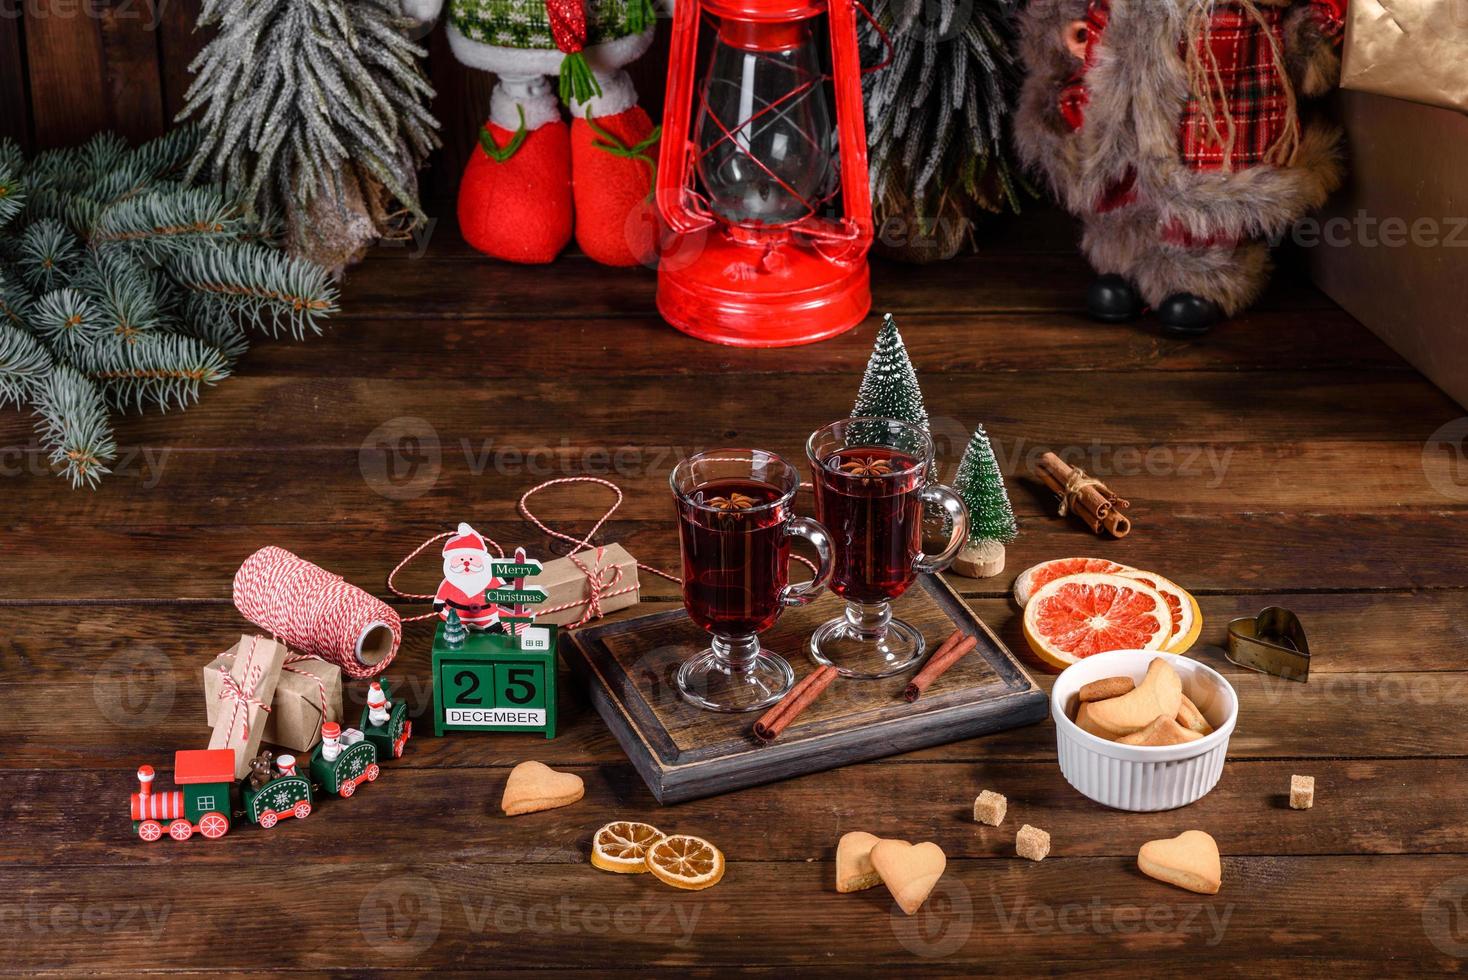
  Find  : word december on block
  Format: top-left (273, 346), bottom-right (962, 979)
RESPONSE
top-left (431, 621), bottom-right (558, 738)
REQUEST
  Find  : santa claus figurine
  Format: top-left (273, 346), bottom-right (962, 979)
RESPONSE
top-left (403, 0), bottom-right (659, 266)
top-left (1016, 0), bottom-right (1347, 335)
top-left (434, 523), bottom-right (508, 632)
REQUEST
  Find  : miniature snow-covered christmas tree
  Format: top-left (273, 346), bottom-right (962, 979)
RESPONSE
top-left (178, 0), bottom-right (440, 275)
top-left (851, 314), bottom-right (928, 447)
top-left (0, 129), bottom-right (336, 488)
top-left (442, 607), bottom-right (468, 648)
top-left (951, 424), bottom-right (1017, 578)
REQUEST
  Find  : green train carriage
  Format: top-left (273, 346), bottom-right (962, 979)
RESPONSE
top-left (310, 722), bottom-right (380, 798)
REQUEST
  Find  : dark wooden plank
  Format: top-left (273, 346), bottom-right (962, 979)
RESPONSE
top-left (0, 1), bottom-right (32, 151)
top-left (5, 510), bottom-right (1468, 599)
top-left (0, 438), bottom-right (1452, 531)
top-left (340, 250), bottom-right (1337, 316)
top-left (3, 758), bottom-right (1461, 866)
top-left (22, 0), bottom-right (110, 147)
top-left (419, 20), bottom-right (492, 202)
top-left (241, 309), bottom-right (1407, 377)
top-left (6, 606), bottom-right (1467, 768)
top-left (95, 0), bottom-right (165, 142)
top-left (0, 372), bottom-right (1455, 450)
top-left (0, 857), bottom-right (1458, 971)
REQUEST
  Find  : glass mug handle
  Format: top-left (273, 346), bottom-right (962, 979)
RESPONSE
top-left (780, 516), bottom-right (835, 607)
top-left (914, 483), bottom-right (970, 574)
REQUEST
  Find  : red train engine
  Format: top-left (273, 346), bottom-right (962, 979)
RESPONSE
top-left (131, 748), bottom-right (236, 842)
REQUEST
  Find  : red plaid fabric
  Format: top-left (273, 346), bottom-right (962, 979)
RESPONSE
top-left (1177, 3), bottom-right (1289, 171)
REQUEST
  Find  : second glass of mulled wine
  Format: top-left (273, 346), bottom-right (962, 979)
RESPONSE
top-left (671, 449), bottom-right (834, 712)
top-left (807, 417), bottom-right (969, 678)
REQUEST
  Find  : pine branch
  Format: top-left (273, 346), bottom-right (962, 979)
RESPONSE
top-left (0, 142), bottom-right (22, 231)
top-left (16, 219), bottom-right (82, 294)
top-left (28, 288), bottom-right (109, 361)
top-left (0, 264), bottom-right (31, 329)
top-left (75, 248), bottom-right (162, 341)
top-left (169, 241), bottom-right (338, 338)
top-left (80, 330), bottom-right (232, 413)
top-left (0, 323), bottom-right (53, 406)
top-left (31, 364), bottom-right (117, 488)
top-left (90, 186), bottom-right (248, 260)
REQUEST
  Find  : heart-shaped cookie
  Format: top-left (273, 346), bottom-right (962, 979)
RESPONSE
top-left (870, 839), bottom-right (946, 915)
top-left (835, 831), bottom-right (883, 893)
top-left (1116, 714), bottom-right (1204, 746)
top-left (1085, 658), bottom-right (1183, 738)
top-left (501, 760), bottom-right (584, 816)
top-left (1137, 830), bottom-right (1221, 894)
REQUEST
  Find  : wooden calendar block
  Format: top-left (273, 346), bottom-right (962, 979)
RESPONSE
top-left (430, 621), bottom-right (559, 738)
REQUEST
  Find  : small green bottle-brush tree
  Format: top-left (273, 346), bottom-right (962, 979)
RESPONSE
top-left (951, 424), bottom-right (1018, 577)
top-left (0, 129), bottom-right (337, 488)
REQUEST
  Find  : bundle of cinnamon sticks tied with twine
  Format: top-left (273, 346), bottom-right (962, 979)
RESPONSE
top-left (1032, 451), bottom-right (1132, 538)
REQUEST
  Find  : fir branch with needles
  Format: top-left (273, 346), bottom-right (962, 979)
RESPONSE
top-left (0, 130), bottom-right (337, 488)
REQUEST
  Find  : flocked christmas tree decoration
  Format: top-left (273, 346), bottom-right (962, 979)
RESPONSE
top-left (852, 314), bottom-right (928, 430)
top-left (862, 0), bottom-right (1026, 262)
top-left (0, 129), bottom-right (336, 488)
top-left (951, 424), bottom-right (1017, 578)
top-left (179, 0), bottom-right (440, 275)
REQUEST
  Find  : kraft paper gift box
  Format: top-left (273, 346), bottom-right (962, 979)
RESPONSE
top-left (1306, 90), bottom-right (1468, 410)
top-left (531, 543), bottom-right (641, 628)
top-left (204, 638), bottom-right (343, 753)
top-left (1341, 0), bottom-right (1468, 114)
top-left (207, 634), bottom-right (289, 779)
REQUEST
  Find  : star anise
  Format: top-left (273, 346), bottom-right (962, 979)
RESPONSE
top-left (839, 456), bottom-right (894, 478)
top-left (705, 491), bottom-right (758, 511)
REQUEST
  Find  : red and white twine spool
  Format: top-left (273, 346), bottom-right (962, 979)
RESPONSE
top-left (233, 546), bottom-right (401, 679)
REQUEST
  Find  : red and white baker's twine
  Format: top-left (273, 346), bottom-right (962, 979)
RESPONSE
top-left (218, 649), bottom-right (330, 721)
top-left (234, 546), bottom-right (402, 679)
top-left (217, 635), bottom-right (272, 740)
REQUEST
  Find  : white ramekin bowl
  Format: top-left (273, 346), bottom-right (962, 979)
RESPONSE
top-left (1051, 650), bottom-right (1239, 811)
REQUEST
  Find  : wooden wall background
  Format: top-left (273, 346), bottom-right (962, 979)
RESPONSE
top-left (0, 0), bottom-right (671, 198)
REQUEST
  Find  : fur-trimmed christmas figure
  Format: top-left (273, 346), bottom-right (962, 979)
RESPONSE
top-left (1016, 0), bottom-right (1346, 335)
top-left (404, 0), bottom-right (660, 265)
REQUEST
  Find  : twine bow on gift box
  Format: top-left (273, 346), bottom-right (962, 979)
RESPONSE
top-left (217, 649), bottom-right (331, 729)
top-left (217, 637), bottom-right (273, 741)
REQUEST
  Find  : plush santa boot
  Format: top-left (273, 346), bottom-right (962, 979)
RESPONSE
top-left (570, 69), bottom-right (660, 267)
top-left (458, 76), bottom-right (573, 264)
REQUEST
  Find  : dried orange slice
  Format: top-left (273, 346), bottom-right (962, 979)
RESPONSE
top-left (646, 834), bottom-right (726, 891)
top-left (1022, 572), bottom-right (1170, 670)
top-left (590, 820), bottom-right (666, 874)
top-left (1013, 557), bottom-right (1132, 608)
top-left (1117, 569), bottom-right (1202, 653)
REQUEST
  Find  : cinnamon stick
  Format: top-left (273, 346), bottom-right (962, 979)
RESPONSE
top-left (904, 634), bottom-right (979, 702)
top-left (753, 665), bottom-right (840, 743)
top-left (1032, 452), bottom-right (1132, 538)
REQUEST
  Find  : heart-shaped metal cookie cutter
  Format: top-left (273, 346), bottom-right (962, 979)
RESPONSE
top-left (1226, 606), bottom-right (1310, 681)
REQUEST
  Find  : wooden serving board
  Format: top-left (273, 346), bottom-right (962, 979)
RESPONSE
top-left (563, 573), bottom-right (1049, 804)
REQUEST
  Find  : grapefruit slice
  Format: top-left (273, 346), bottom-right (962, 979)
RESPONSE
top-left (1022, 572), bottom-right (1171, 670)
top-left (1117, 569), bottom-right (1202, 653)
top-left (1013, 557), bottom-right (1132, 608)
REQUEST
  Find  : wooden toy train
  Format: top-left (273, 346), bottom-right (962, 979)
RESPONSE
top-left (130, 676), bottom-right (411, 842)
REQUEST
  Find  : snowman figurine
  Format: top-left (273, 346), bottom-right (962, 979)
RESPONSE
top-left (403, 0), bottom-right (661, 267)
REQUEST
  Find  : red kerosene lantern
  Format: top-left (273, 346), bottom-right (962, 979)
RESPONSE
top-left (655, 0), bottom-right (879, 346)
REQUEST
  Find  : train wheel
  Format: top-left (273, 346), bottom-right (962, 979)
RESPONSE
top-left (168, 819), bottom-right (193, 841)
top-left (339, 780), bottom-right (356, 798)
top-left (259, 810), bottom-right (278, 829)
top-left (366, 763), bottom-right (381, 782)
top-left (138, 821), bottom-right (163, 842)
top-left (199, 812), bottom-right (229, 839)
top-left (294, 801), bottom-right (312, 820)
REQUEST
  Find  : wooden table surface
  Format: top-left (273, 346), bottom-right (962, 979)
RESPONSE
top-left (5, 214), bottom-right (1467, 975)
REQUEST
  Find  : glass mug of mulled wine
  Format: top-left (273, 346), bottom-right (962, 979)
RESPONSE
top-left (807, 417), bottom-right (969, 678)
top-left (670, 449), bottom-right (834, 712)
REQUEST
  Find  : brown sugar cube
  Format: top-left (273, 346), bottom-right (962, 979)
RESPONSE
top-left (973, 790), bottom-right (1007, 827)
top-left (1016, 824), bottom-right (1050, 862)
top-left (1290, 774), bottom-right (1315, 810)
